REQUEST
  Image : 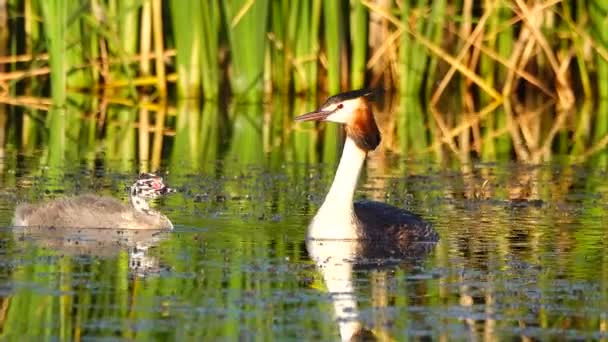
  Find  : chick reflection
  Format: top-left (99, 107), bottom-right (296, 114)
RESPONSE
top-left (14, 226), bottom-right (169, 277)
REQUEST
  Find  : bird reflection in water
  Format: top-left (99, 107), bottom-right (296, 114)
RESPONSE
top-left (14, 226), bottom-right (170, 277)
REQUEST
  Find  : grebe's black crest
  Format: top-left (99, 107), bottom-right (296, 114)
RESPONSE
top-left (322, 88), bottom-right (381, 106)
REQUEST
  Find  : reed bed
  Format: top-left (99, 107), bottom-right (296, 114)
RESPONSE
top-left (0, 0), bottom-right (606, 164)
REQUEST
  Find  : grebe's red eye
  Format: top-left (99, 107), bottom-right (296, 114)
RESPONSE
top-left (337, 104), bottom-right (344, 109)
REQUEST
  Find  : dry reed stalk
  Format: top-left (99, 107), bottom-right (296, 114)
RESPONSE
top-left (559, 10), bottom-right (608, 68)
top-left (0, 95), bottom-right (51, 110)
top-left (518, 109), bottom-right (541, 156)
top-left (514, 0), bottom-right (574, 110)
top-left (138, 99), bottom-right (151, 166)
top-left (535, 107), bottom-right (567, 160)
top-left (362, 0), bottom-right (402, 87)
top-left (428, 100), bottom-right (503, 152)
top-left (0, 67), bottom-right (50, 82)
top-left (138, 1), bottom-right (152, 169)
top-left (513, 99), bottom-right (556, 161)
top-left (86, 74), bottom-right (177, 90)
top-left (104, 116), bottom-right (175, 135)
top-left (0, 50), bottom-right (176, 91)
top-left (447, 24), bottom-right (554, 98)
top-left (408, 24), bottom-right (502, 101)
top-left (151, 106), bottom-right (167, 170)
top-left (0, 53), bottom-right (49, 64)
top-left (502, 15), bottom-right (533, 98)
top-left (364, 0), bottom-right (502, 154)
top-left (429, 106), bottom-right (461, 157)
top-left (503, 100), bottom-right (530, 161)
top-left (578, 133), bottom-right (608, 162)
top-left (366, 27), bottom-right (403, 70)
top-left (431, 2), bottom-right (494, 106)
top-left (102, 97), bottom-right (177, 114)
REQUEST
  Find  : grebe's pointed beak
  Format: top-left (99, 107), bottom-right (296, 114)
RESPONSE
top-left (294, 109), bottom-right (332, 122)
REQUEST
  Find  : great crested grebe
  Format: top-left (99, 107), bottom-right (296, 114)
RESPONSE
top-left (296, 89), bottom-right (439, 250)
top-left (12, 173), bottom-right (175, 230)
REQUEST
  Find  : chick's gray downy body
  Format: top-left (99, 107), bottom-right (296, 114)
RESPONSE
top-left (12, 173), bottom-right (174, 230)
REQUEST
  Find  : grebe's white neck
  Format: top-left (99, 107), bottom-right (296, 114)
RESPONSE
top-left (308, 136), bottom-right (367, 240)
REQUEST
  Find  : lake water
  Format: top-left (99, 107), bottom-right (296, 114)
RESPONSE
top-left (0, 153), bottom-right (606, 341)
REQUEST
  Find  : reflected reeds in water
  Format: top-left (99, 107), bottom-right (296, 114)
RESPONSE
top-left (0, 100), bottom-right (608, 341)
top-left (0, 160), bottom-right (606, 339)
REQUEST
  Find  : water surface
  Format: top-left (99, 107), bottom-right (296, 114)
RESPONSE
top-left (0, 155), bottom-right (606, 341)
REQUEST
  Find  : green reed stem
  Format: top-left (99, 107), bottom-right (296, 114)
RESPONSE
top-left (423, 0), bottom-right (446, 97)
top-left (65, 1), bottom-right (90, 89)
top-left (172, 100), bottom-right (202, 171)
top-left (170, 0), bottom-right (202, 99)
top-left (109, 0), bottom-right (140, 96)
top-left (399, 96), bottom-right (428, 153)
top-left (495, 1), bottom-right (513, 157)
top-left (293, 97), bottom-right (318, 163)
top-left (40, 0), bottom-right (67, 166)
top-left (200, 0), bottom-right (220, 99)
top-left (199, 102), bottom-right (220, 164)
top-left (222, 0), bottom-right (270, 102)
top-left (323, 0), bottom-right (343, 94)
top-left (269, 0), bottom-right (290, 92)
top-left (293, 0), bottom-right (321, 94)
top-left (322, 0), bottom-right (344, 163)
top-left (480, 1), bottom-right (498, 160)
top-left (404, 0), bottom-right (430, 96)
top-left (116, 108), bottom-right (136, 171)
top-left (22, 0), bottom-right (41, 153)
top-left (229, 104), bottom-right (264, 164)
top-left (399, 0), bottom-right (411, 95)
top-left (589, 0), bottom-right (608, 167)
top-left (350, 0), bottom-right (367, 89)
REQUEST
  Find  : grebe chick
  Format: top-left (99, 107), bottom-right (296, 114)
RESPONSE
top-left (12, 173), bottom-right (175, 230)
top-left (296, 89), bottom-right (439, 250)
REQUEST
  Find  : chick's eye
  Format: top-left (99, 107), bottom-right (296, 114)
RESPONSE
top-left (151, 181), bottom-right (162, 189)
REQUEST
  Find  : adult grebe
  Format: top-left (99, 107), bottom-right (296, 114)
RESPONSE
top-left (295, 89), bottom-right (439, 251)
top-left (12, 173), bottom-right (175, 230)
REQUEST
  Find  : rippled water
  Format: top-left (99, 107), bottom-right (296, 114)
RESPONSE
top-left (0, 154), bottom-right (607, 341)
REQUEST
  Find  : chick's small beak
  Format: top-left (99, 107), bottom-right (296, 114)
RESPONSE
top-left (294, 109), bottom-right (332, 122)
top-left (158, 186), bottom-right (177, 195)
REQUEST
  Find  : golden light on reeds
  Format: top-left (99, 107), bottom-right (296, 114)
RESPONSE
top-left (0, 0), bottom-right (605, 165)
